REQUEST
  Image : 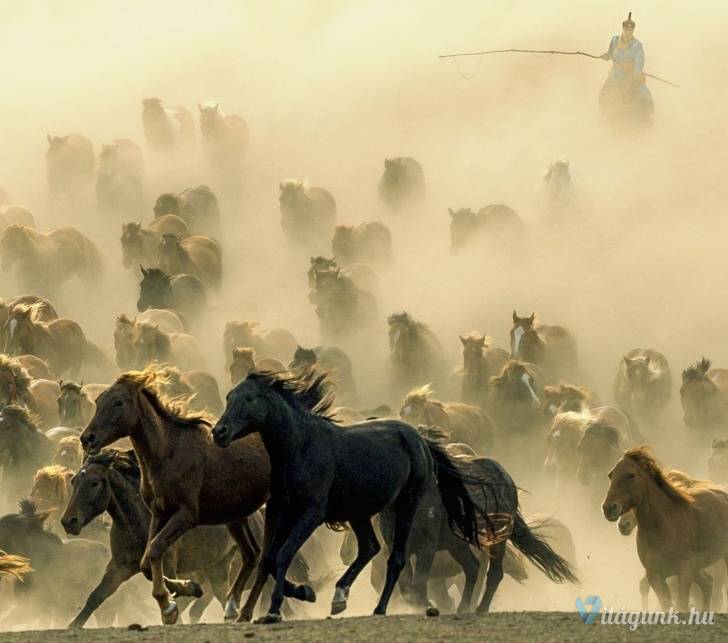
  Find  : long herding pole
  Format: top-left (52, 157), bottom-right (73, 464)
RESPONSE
top-left (438, 48), bottom-right (680, 88)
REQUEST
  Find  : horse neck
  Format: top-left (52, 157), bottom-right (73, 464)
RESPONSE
top-left (107, 467), bottom-right (147, 532)
top-left (127, 393), bottom-right (173, 474)
top-left (522, 332), bottom-right (545, 361)
top-left (633, 476), bottom-right (689, 531)
top-left (11, 426), bottom-right (50, 470)
top-left (260, 396), bottom-right (315, 480)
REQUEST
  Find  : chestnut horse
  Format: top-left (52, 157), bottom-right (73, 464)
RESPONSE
top-left (603, 447), bottom-right (728, 611)
top-left (79, 368), bottom-right (272, 624)
top-left (510, 312), bottom-right (578, 383)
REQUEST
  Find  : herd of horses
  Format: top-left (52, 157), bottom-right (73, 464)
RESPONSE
top-left (0, 96), bottom-right (727, 632)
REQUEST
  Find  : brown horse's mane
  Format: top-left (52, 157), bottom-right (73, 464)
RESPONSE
top-left (59, 381), bottom-right (83, 395)
top-left (682, 357), bottom-right (711, 382)
top-left (0, 404), bottom-right (42, 432)
top-left (415, 424), bottom-right (451, 443)
top-left (247, 367), bottom-right (336, 421)
top-left (489, 359), bottom-right (540, 386)
top-left (232, 346), bottom-right (256, 360)
top-left (116, 313), bottom-right (134, 326)
top-left (85, 448), bottom-right (140, 480)
top-left (33, 464), bottom-right (73, 486)
top-left (544, 382), bottom-right (590, 400)
top-left (0, 550), bottom-right (31, 580)
top-left (0, 355), bottom-right (32, 391)
top-left (624, 446), bottom-right (694, 504)
top-left (402, 383), bottom-right (444, 410)
top-left (118, 368), bottom-right (212, 428)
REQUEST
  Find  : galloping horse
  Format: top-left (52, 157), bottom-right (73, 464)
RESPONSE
top-left (212, 368), bottom-right (488, 623)
top-left (613, 349), bottom-right (672, 429)
top-left (79, 368), bottom-right (271, 625)
top-left (680, 358), bottom-right (728, 439)
top-left (458, 333), bottom-right (509, 408)
top-left (603, 447), bottom-right (728, 611)
top-left (388, 312), bottom-right (445, 394)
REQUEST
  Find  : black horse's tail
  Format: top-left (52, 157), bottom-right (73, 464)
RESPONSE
top-left (426, 440), bottom-right (481, 547)
top-left (510, 512), bottom-right (578, 583)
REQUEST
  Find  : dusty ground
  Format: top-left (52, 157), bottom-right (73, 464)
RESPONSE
top-left (1, 613), bottom-right (726, 643)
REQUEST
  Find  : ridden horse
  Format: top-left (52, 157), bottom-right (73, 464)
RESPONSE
top-left (509, 312), bottom-right (578, 383)
top-left (388, 312), bottom-right (445, 395)
top-left (613, 349), bottom-right (672, 429)
top-left (137, 267), bottom-right (207, 329)
top-left (680, 358), bottom-right (728, 440)
top-left (212, 368), bottom-right (488, 623)
top-left (400, 384), bottom-right (494, 454)
top-left (0, 224), bottom-right (102, 293)
top-left (79, 368), bottom-right (271, 625)
top-left (458, 333), bottom-right (509, 408)
top-left (4, 305), bottom-right (87, 377)
top-left (0, 405), bottom-right (55, 504)
top-left (603, 447), bottom-right (728, 611)
top-left (61, 449), bottom-right (239, 629)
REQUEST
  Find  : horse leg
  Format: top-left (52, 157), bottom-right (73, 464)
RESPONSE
top-left (143, 509), bottom-right (196, 625)
top-left (646, 570), bottom-right (672, 611)
top-left (476, 541), bottom-right (506, 613)
top-left (676, 571), bottom-right (692, 613)
top-left (448, 543), bottom-right (480, 614)
top-left (187, 574), bottom-right (213, 624)
top-left (238, 507), bottom-right (278, 623)
top-left (68, 561), bottom-right (137, 629)
top-left (373, 489), bottom-right (422, 616)
top-left (638, 575), bottom-right (650, 611)
top-left (409, 539), bottom-right (437, 611)
top-left (259, 510), bottom-right (323, 624)
top-left (224, 519), bottom-right (260, 622)
top-left (429, 577), bottom-right (455, 614)
top-left (694, 570), bottom-right (713, 613)
top-left (331, 517), bottom-right (380, 615)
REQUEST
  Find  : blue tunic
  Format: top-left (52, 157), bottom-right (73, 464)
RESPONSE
top-left (601, 35), bottom-right (654, 116)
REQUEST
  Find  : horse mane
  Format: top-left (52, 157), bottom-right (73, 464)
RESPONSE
top-left (624, 446), bottom-right (694, 504)
top-left (0, 404), bottom-right (42, 432)
top-left (0, 550), bottom-right (31, 580)
top-left (280, 179), bottom-right (309, 191)
top-left (59, 381), bottom-right (83, 394)
top-left (682, 357), bottom-right (711, 382)
top-left (232, 346), bottom-right (255, 360)
top-left (490, 359), bottom-right (539, 386)
top-left (665, 469), bottom-right (724, 492)
top-left (415, 424), bottom-right (451, 443)
top-left (33, 464), bottom-right (73, 485)
top-left (582, 421), bottom-right (621, 447)
top-left (118, 367), bottom-right (212, 428)
top-left (86, 448), bottom-right (140, 480)
top-left (402, 383), bottom-right (443, 409)
top-left (141, 267), bottom-right (171, 285)
top-left (0, 355), bottom-right (31, 391)
top-left (248, 367), bottom-right (336, 421)
top-left (461, 331), bottom-right (492, 347)
top-left (388, 312), bottom-right (440, 346)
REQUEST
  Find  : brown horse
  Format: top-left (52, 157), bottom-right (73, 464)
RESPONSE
top-left (120, 222), bottom-right (161, 270)
top-left (154, 366), bottom-right (224, 416)
top-left (4, 305), bottom-right (87, 377)
top-left (388, 312), bottom-right (445, 395)
top-left (458, 332), bottom-right (509, 408)
top-left (153, 186), bottom-right (220, 236)
top-left (509, 312), bottom-right (578, 382)
top-left (79, 368), bottom-right (271, 624)
top-left (544, 411), bottom-right (588, 489)
top-left (0, 204), bottom-right (35, 234)
top-left (680, 358), bottom-right (728, 439)
top-left (45, 133), bottom-right (95, 197)
top-left (0, 294), bottom-right (57, 349)
top-left (279, 180), bottom-right (336, 253)
top-left (230, 347), bottom-right (286, 385)
top-left (199, 102), bottom-right (249, 170)
top-left (603, 447), bottom-right (728, 611)
top-left (543, 382), bottom-right (600, 418)
top-left (29, 464), bottom-right (76, 535)
top-left (114, 311), bottom-right (186, 370)
top-left (614, 349), bottom-right (672, 428)
top-left (400, 384), bottom-right (494, 453)
top-left (331, 222), bottom-right (392, 267)
top-left (224, 320), bottom-right (297, 366)
top-left (0, 356), bottom-right (59, 428)
top-left (132, 323), bottom-right (205, 371)
top-left (54, 434), bottom-right (84, 471)
top-left (57, 381), bottom-right (107, 428)
top-left (142, 98), bottom-right (194, 151)
top-left (157, 233), bottom-right (222, 290)
top-left (0, 224), bottom-right (102, 292)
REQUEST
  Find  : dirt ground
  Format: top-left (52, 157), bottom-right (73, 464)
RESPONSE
top-left (1, 612), bottom-right (725, 643)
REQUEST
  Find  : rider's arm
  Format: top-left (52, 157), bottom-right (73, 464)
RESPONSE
top-left (601, 36), bottom-right (616, 60)
top-left (633, 42), bottom-right (645, 74)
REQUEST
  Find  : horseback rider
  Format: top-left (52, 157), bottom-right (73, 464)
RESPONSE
top-left (599, 13), bottom-right (654, 121)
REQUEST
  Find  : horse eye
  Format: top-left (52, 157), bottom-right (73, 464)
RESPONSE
top-left (626, 473), bottom-right (635, 480)
top-left (114, 400), bottom-right (123, 407)
top-left (90, 481), bottom-right (100, 487)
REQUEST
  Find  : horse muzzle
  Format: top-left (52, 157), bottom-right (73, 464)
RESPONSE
top-left (212, 423), bottom-right (234, 448)
top-left (602, 501), bottom-right (621, 522)
top-left (80, 431), bottom-right (100, 455)
top-left (61, 513), bottom-right (84, 536)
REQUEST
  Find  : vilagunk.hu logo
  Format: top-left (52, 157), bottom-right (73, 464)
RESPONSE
top-left (575, 596), bottom-right (715, 630)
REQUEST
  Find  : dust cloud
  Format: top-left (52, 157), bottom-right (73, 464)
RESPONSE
top-left (0, 0), bottom-right (726, 624)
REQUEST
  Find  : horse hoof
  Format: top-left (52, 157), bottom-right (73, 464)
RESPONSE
top-left (331, 600), bottom-right (347, 615)
top-left (426, 607), bottom-right (440, 617)
top-left (161, 602), bottom-right (179, 625)
top-left (302, 585), bottom-right (316, 603)
top-left (256, 613), bottom-right (282, 625)
top-left (67, 620), bottom-right (83, 630)
top-left (236, 612), bottom-right (253, 624)
top-left (188, 580), bottom-right (204, 598)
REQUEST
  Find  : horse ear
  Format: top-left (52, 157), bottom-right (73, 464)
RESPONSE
top-left (79, 380), bottom-right (84, 387)
top-left (58, 379), bottom-right (63, 388)
top-left (512, 310), bottom-right (519, 324)
top-left (623, 355), bottom-right (631, 366)
top-left (528, 313), bottom-right (535, 324)
top-left (459, 335), bottom-right (467, 346)
top-left (46, 134), bottom-right (52, 143)
top-left (140, 265), bottom-right (148, 276)
top-left (644, 355), bottom-right (651, 366)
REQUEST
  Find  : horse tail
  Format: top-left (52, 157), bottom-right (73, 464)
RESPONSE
top-left (425, 440), bottom-right (481, 548)
top-left (509, 512), bottom-right (577, 583)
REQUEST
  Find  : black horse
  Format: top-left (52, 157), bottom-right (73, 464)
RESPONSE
top-left (137, 267), bottom-right (206, 328)
top-left (60, 449), bottom-right (239, 628)
top-left (212, 368), bottom-right (487, 623)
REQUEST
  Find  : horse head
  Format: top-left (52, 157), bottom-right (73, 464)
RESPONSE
top-left (510, 311), bottom-right (537, 359)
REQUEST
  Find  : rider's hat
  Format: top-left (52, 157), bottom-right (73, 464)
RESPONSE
top-left (622, 12), bottom-right (635, 29)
